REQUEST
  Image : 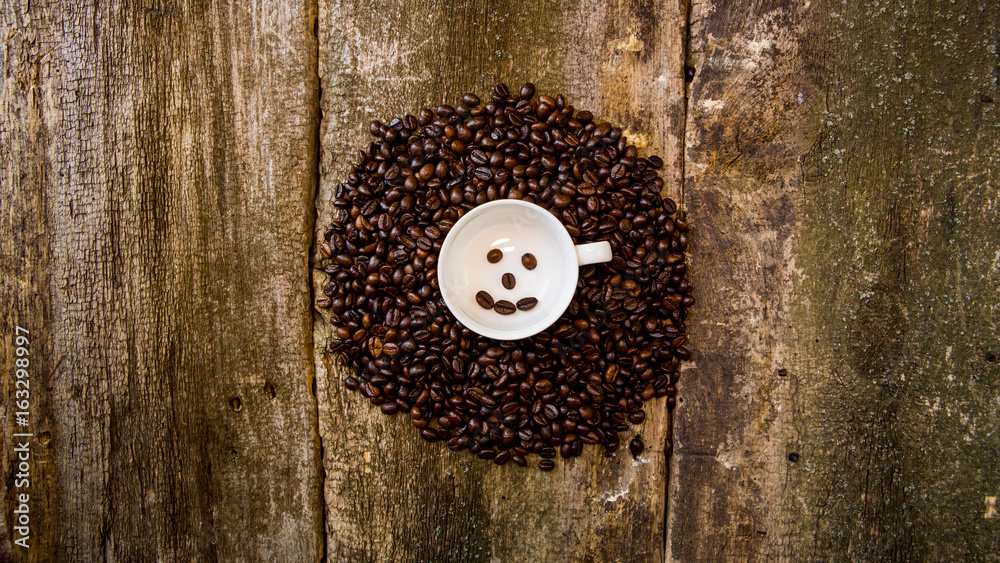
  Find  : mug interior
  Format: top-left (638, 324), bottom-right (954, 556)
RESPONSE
top-left (438, 200), bottom-right (578, 340)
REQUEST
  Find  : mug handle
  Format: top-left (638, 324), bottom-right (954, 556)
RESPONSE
top-left (575, 241), bottom-right (613, 266)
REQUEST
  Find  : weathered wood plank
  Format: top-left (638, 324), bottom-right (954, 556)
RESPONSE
top-left (315, 0), bottom-right (685, 560)
top-left (672, 0), bottom-right (1000, 560)
top-left (668, 1), bottom-right (821, 558)
top-left (1, 1), bottom-right (323, 560)
top-left (787, 0), bottom-right (1000, 558)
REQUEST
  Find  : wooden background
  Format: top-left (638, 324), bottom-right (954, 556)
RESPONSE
top-left (2, 0), bottom-right (998, 561)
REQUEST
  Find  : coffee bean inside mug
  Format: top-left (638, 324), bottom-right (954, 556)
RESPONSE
top-left (319, 83), bottom-right (693, 470)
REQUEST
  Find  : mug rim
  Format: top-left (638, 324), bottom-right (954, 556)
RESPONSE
top-left (438, 199), bottom-right (578, 340)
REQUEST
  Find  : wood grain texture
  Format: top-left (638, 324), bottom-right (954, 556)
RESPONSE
top-left (1, 1), bottom-right (323, 560)
top-left (672, 0), bottom-right (1000, 560)
top-left (314, 0), bottom-right (685, 560)
top-left (668, 0), bottom-right (821, 559)
top-left (788, 0), bottom-right (1000, 558)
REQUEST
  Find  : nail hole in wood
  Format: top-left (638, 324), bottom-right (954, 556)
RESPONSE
top-left (230, 397), bottom-right (242, 411)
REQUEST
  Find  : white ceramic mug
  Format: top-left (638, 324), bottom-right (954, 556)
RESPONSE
top-left (438, 200), bottom-right (613, 340)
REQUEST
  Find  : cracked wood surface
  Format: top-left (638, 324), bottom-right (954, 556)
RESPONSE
top-left (672, 0), bottom-right (1000, 560)
top-left (314, 0), bottom-right (686, 561)
top-left (1, 1), bottom-right (323, 560)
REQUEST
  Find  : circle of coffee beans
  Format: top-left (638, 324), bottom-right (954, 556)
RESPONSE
top-left (318, 83), bottom-right (692, 471)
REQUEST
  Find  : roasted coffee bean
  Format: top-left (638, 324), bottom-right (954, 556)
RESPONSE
top-left (319, 84), bottom-right (694, 471)
top-left (494, 300), bottom-right (516, 315)
top-left (487, 248), bottom-right (503, 263)
top-left (501, 273), bottom-right (516, 290)
top-left (476, 290), bottom-right (495, 309)
top-left (628, 410), bottom-right (646, 424)
top-left (629, 435), bottom-right (644, 458)
top-left (516, 297), bottom-right (538, 311)
top-left (538, 459), bottom-right (555, 471)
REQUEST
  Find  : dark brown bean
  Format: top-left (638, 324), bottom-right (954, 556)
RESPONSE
top-left (628, 410), bottom-right (646, 424)
top-left (629, 435), bottom-right (644, 458)
top-left (494, 300), bottom-right (516, 315)
top-left (521, 253), bottom-right (537, 270)
top-left (516, 297), bottom-right (538, 311)
top-left (604, 365), bottom-right (619, 383)
top-left (501, 273), bottom-right (516, 290)
top-left (476, 291), bottom-right (495, 309)
top-left (487, 248), bottom-right (503, 263)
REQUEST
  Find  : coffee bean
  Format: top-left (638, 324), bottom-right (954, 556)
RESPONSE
top-left (494, 300), bottom-right (516, 315)
top-left (628, 410), bottom-right (646, 424)
top-left (544, 404), bottom-right (559, 420)
top-left (467, 116), bottom-right (488, 130)
top-left (603, 364), bottom-right (619, 383)
top-left (516, 297), bottom-right (538, 311)
top-left (538, 459), bottom-right (555, 471)
top-left (501, 273), bottom-right (516, 290)
top-left (629, 436), bottom-right (644, 458)
top-left (320, 84), bottom-right (694, 471)
top-left (470, 149), bottom-right (488, 165)
top-left (487, 248), bottom-right (503, 263)
top-left (417, 163), bottom-right (435, 182)
top-left (476, 291), bottom-right (495, 309)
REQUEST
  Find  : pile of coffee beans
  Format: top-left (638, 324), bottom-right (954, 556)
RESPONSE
top-left (317, 83), bottom-right (692, 470)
